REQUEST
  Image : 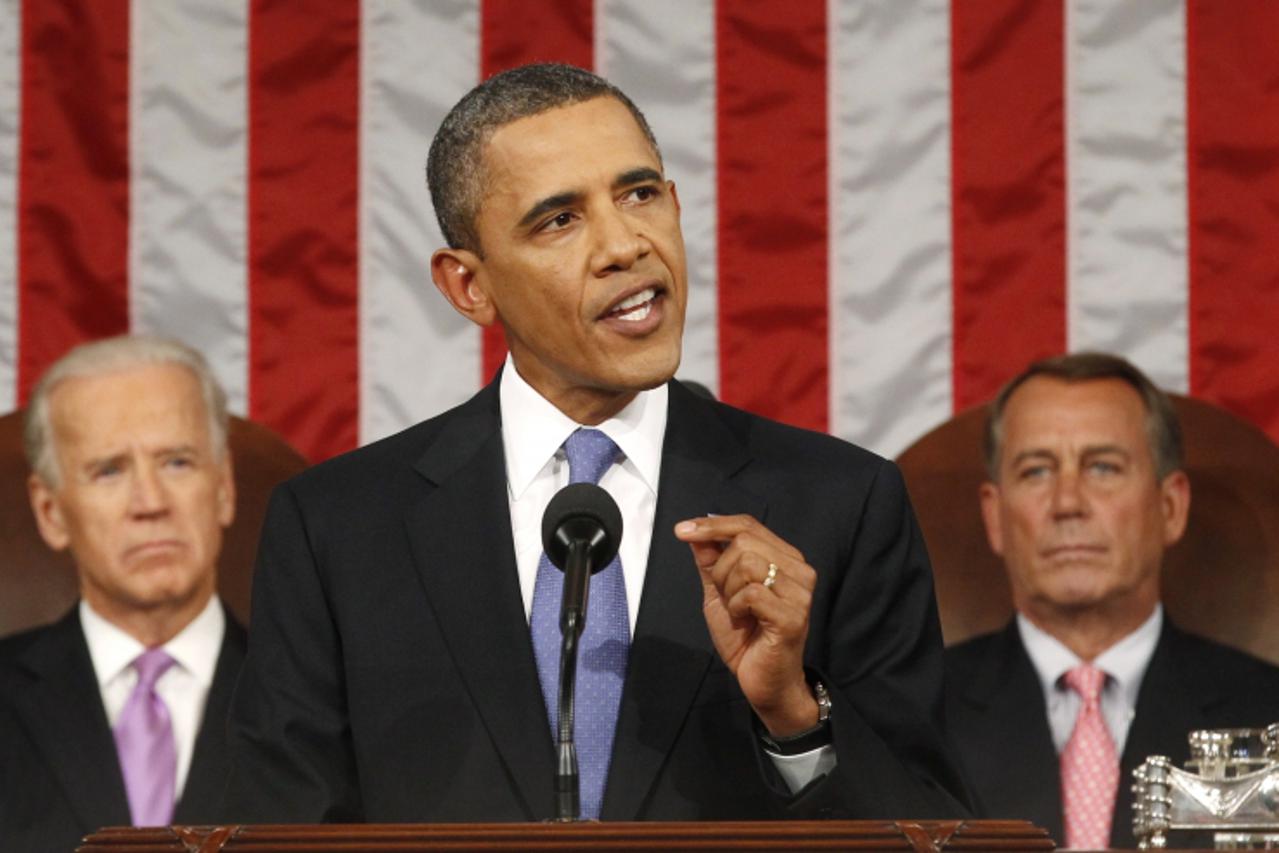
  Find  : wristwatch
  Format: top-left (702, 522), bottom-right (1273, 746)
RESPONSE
top-left (759, 678), bottom-right (832, 756)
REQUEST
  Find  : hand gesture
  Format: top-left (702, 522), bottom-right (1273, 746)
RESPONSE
top-left (674, 514), bottom-right (819, 737)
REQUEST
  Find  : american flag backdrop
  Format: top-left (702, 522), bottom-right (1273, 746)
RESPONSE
top-left (1, 0), bottom-right (1277, 463)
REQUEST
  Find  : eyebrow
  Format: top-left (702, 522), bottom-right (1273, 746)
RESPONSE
top-left (1009, 449), bottom-right (1055, 469)
top-left (514, 166), bottom-right (665, 230)
top-left (1009, 444), bottom-right (1131, 468)
top-left (83, 444), bottom-right (202, 468)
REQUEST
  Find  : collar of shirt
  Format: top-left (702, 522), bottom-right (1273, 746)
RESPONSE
top-left (81, 594), bottom-right (225, 798)
top-left (499, 356), bottom-right (668, 632)
top-left (81, 594), bottom-right (226, 694)
top-left (1017, 605), bottom-right (1162, 752)
top-left (499, 356), bottom-right (666, 500)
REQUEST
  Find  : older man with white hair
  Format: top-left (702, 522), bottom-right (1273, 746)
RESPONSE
top-left (0, 335), bottom-right (245, 853)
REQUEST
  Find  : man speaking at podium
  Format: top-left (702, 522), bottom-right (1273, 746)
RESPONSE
top-left (224, 63), bottom-right (968, 823)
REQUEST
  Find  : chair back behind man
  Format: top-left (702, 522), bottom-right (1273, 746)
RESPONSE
top-left (898, 394), bottom-right (1279, 665)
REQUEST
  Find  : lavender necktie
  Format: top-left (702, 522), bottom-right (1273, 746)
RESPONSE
top-left (530, 428), bottom-right (630, 819)
top-left (113, 648), bottom-right (178, 826)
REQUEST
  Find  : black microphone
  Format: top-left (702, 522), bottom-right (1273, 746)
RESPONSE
top-left (542, 482), bottom-right (623, 633)
top-left (540, 482), bottom-right (623, 822)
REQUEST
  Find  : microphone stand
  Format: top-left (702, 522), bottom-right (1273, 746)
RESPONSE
top-left (554, 537), bottom-right (592, 822)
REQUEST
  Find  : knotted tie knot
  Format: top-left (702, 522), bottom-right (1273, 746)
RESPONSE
top-left (1063, 662), bottom-right (1107, 708)
top-left (132, 647), bottom-right (177, 691)
top-left (564, 428), bottom-right (620, 486)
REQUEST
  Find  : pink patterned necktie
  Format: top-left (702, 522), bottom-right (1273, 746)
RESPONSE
top-left (113, 648), bottom-right (178, 826)
top-left (1060, 663), bottom-right (1118, 850)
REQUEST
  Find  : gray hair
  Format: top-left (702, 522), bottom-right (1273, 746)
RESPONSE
top-left (984, 351), bottom-right (1184, 482)
top-left (25, 335), bottom-right (229, 487)
top-left (427, 62), bottom-right (661, 255)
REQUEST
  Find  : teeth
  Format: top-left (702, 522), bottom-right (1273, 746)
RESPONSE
top-left (618, 301), bottom-right (652, 322)
top-left (613, 287), bottom-right (656, 313)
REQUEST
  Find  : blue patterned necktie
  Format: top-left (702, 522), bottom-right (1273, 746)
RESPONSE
top-left (529, 428), bottom-right (630, 819)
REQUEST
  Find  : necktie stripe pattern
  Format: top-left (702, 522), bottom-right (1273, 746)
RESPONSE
top-left (529, 428), bottom-right (630, 819)
top-left (113, 648), bottom-right (178, 827)
top-left (1060, 663), bottom-right (1119, 849)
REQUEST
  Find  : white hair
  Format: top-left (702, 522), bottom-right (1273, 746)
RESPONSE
top-left (24, 335), bottom-right (229, 487)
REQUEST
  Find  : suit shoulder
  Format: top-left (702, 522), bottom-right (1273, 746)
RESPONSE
top-left (0, 622), bottom-right (55, 668)
top-left (1168, 625), bottom-right (1279, 683)
top-left (943, 630), bottom-right (1005, 683)
top-left (944, 630), bottom-right (1003, 664)
top-left (281, 387), bottom-right (496, 501)
top-left (703, 397), bottom-right (890, 481)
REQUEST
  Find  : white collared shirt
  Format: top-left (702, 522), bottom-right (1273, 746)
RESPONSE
top-left (500, 358), bottom-right (665, 634)
top-left (81, 595), bottom-right (225, 798)
top-left (499, 358), bottom-right (833, 793)
top-left (1018, 605), bottom-right (1162, 754)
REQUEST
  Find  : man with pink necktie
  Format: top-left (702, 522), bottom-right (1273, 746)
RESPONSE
top-left (0, 336), bottom-right (245, 853)
top-left (944, 352), bottom-right (1279, 848)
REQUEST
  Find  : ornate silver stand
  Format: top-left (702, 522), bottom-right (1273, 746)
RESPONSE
top-left (1134, 724), bottom-right (1279, 849)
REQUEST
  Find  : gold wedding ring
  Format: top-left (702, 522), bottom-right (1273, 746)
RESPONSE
top-left (762, 562), bottom-right (779, 589)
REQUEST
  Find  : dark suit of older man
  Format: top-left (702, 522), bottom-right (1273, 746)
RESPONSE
top-left (0, 608), bottom-right (245, 853)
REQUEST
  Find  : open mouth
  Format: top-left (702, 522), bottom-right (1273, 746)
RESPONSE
top-left (604, 286), bottom-right (660, 323)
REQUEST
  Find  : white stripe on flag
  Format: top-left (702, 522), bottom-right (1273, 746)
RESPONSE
top-left (130, 0), bottom-right (251, 413)
top-left (360, 0), bottom-right (482, 445)
top-left (598, 0), bottom-right (719, 396)
top-left (0, 0), bottom-right (18, 410)
top-left (829, 0), bottom-right (954, 457)
top-left (1066, 0), bottom-right (1189, 392)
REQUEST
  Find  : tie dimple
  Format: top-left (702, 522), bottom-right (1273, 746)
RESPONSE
top-left (113, 648), bottom-right (178, 826)
top-left (529, 428), bottom-right (630, 819)
top-left (1060, 663), bottom-right (1119, 849)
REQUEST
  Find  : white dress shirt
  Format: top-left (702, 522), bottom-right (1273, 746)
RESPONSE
top-left (501, 357), bottom-right (663, 633)
top-left (81, 594), bottom-right (225, 798)
top-left (499, 359), bottom-right (833, 793)
top-left (1018, 605), bottom-right (1163, 755)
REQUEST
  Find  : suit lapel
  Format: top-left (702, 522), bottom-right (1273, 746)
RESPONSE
top-left (174, 609), bottom-right (247, 823)
top-left (405, 383), bottom-right (555, 819)
top-left (11, 609), bottom-right (131, 833)
top-left (963, 624), bottom-right (1064, 844)
top-left (603, 383), bottom-right (764, 820)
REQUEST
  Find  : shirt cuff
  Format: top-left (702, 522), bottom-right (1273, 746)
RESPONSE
top-left (765, 742), bottom-right (837, 794)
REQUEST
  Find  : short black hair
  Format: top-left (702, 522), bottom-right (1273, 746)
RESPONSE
top-left (984, 351), bottom-right (1184, 481)
top-left (426, 62), bottom-right (661, 255)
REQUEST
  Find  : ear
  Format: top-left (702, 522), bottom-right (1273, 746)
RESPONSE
top-left (217, 451), bottom-right (237, 529)
top-left (28, 474), bottom-right (71, 552)
top-left (431, 248), bottom-right (497, 327)
top-left (668, 180), bottom-right (681, 217)
top-left (978, 481), bottom-right (1005, 557)
top-left (1159, 469), bottom-right (1191, 546)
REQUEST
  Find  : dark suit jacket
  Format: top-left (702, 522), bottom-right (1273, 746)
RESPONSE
top-left (223, 379), bottom-right (970, 823)
top-left (0, 605), bottom-right (247, 853)
top-left (945, 618), bottom-right (1279, 847)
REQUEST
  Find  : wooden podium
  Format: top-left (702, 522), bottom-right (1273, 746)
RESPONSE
top-left (79, 820), bottom-right (1054, 851)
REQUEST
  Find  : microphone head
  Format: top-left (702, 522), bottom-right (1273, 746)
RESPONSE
top-left (541, 482), bottom-right (623, 574)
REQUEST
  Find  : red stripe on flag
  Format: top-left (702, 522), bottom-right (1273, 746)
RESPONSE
top-left (716, 5), bottom-right (828, 433)
top-left (479, 0), bottom-right (593, 385)
top-left (248, 0), bottom-right (361, 461)
top-left (17, 0), bottom-right (130, 401)
top-left (1187, 0), bottom-right (1279, 443)
top-left (950, 1), bottom-right (1067, 409)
